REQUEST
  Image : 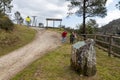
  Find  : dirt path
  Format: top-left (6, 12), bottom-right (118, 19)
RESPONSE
top-left (0, 28), bottom-right (61, 80)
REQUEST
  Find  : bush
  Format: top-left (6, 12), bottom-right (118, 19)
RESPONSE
top-left (0, 16), bottom-right (14, 31)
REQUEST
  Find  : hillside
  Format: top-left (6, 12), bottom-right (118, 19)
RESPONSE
top-left (0, 25), bottom-right (36, 56)
top-left (100, 18), bottom-right (120, 35)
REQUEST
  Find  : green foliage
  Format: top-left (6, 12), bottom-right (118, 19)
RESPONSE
top-left (67, 0), bottom-right (107, 35)
top-left (0, 16), bottom-right (14, 31)
top-left (76, 19), bottom-right (99, 34)
top-left (0, 0), bottom-right (13, 14)
top-left (14, 11), bottom-right (24, 24)
top-left (67, 0), bottom-right (107, 18)
top-left (87, 19), bottom-right (99, 33)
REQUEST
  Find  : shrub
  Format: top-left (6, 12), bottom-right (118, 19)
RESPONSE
top-left (0, 16), bottom-right (14, 31)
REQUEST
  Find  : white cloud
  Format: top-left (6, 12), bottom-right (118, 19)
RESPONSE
top-left (11, 0), bottom-right (120, 28)
top-left (96, 9), bottom-right (120, 27)
top-left (106, 0), bottom-right (113, 7)
top-left (11, 0), bottom-right (68, 26)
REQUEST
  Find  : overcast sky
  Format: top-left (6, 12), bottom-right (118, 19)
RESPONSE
top-left (11, 0), bottom-right (120, 28)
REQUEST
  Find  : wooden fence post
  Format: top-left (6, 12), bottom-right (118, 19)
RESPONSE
top-left (94, 34), bottom-right (96, 41)
top-left (108, 35), bottom-right (113, 57)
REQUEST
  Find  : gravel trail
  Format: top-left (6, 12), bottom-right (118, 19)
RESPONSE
top-left (0, 28), bottom-right (61, 80)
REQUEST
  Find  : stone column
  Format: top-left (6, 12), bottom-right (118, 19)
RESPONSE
top-left (71, 39), bottom-right (96, 76)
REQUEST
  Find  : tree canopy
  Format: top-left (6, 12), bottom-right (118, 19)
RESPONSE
top-left (0, 0), bottom-right (14, 31)
top-left (14, 11), bottom-right (24, 25)
top-left (67, 0), bottom-right (107, 18)
top-left (77, 19), bottom-right (99, 34)
top-left (116, 1), bottom-right (120, 10)
top-left (67, 0), bottom-right (107, 39)
top-left (0, 0), bottom-right (13, 15)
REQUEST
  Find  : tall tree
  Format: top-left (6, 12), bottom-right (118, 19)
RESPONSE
top-left (14, 11), bottom-right (24, 25)
top-left (67, 0), bottom-right (107, 39)
top-left (0, 0), bottom-right (13, 14)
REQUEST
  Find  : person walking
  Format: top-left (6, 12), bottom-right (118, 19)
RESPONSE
top-left (25, 16), bottom-right (31, 27)
top-left (70, 32), bottom-right (75, 44)
top-left (61, 30), bottom-right (67, 43)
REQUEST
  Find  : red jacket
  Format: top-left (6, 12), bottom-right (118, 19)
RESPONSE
top-left (62, 31), bottom-right (67, 37)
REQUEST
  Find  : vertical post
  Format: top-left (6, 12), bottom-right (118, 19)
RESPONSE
top-left (83, 0), bottom-right (86, 40)
top-left (46, 20), bottom-right (48, 28)
top-left (53, 20), bottom-right (55, 28)
top-left (60, 21), bottom-right (62, 27)
top-left (94, 34), bottom-right (96, 41)
top-left (32, 16), bottom-right (37, 27)
top-left (35, 19), bottom-right (37, 27)
top-left (108, 35), bottom-right (112, 57)
top-left (94, 34), bottom-right (97, 46)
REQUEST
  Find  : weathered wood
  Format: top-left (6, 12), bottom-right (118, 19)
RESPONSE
top-left (46, 18), bottom-right (62, 28)
top-left (108, 35), bottom-right (113, 57)
top-left (71, 39), bottom-right (96, 76)
top-left (80, 34), bottom-right (120, 57)
top-left (95, 39), bottom-right (109, 45)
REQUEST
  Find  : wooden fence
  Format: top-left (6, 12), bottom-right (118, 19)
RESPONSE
top-left (80, 34), bottom-right (120, 58)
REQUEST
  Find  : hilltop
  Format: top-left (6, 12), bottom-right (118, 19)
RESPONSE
top-left (100, 18), bottom-right (120, 35)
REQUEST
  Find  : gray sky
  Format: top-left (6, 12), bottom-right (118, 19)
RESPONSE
top-left (10, 0), bottom-right (120, 28)
top-left (11, 0), bottom-right (69, 26)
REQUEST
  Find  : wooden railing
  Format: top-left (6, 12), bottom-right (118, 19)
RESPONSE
top-left (80, 34), bottom-right (120, 58)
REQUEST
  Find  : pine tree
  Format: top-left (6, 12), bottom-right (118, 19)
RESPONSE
top-left (67, 0), bottom-right (107, 39)
top-left (0, 0), bottom-right (13, 14)
top-left (67, 0), bottom-right (107, 18)
top-left (14, 11), bottom-right (24, 24)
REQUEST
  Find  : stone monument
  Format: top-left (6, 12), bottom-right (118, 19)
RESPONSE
top-left (71, 39), bottom-right (96, 76)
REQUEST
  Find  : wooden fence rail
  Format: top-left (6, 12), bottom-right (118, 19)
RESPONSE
top-left (80, 34), bottom-right (120, 58)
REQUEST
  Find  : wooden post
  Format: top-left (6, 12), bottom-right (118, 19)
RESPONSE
top-left (83, 0), bottom-right (86, 40)
top-left (46, 20), bottom-right (48, 28)
top-left (86, 34), bottom-right (88, 40)
top-left (60, 21), bottom-right (62, 27)
top-left (94, 34), bottom-right (96, 41)
top-left (94, 34), bottom-right (96, 46)
top-left (108, 35), bottom-right (113, 57)
top-left (53, 20), bottom-right (55, 28)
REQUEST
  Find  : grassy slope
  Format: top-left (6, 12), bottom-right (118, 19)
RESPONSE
top-left (11, 43), bottom-right (120, 80)
top-left (0, 25), bottom-right (36, 57)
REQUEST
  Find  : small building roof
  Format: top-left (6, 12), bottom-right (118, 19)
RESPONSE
top-left (46, 18), bottom-right (62, 21)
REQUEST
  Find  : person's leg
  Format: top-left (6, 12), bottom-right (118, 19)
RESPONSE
top-left (71, 38), bottom-right (74, 44)
top-left (26, 21), bottom-right (29, 27)
top-left (26, 21), bottom-right (30, 27)
top-left (62, 37), bottom-right (64, 43)
top-left (64, 37), bottom-right (66, 42)
top-left (62, 37), bottom-right (66, 43)
top-left (70, 38), bottom-right (72, 44)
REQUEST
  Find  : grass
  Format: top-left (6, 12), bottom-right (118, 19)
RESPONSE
top-left (0, 25), bottom-right (36, 56)
top-left (96, 48), bottom-right (120, 80)
top-left (11, 43), bottom-right (120, 80)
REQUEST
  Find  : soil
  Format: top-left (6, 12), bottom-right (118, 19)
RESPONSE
top-left (0, 28), bottom-right (61, 80)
